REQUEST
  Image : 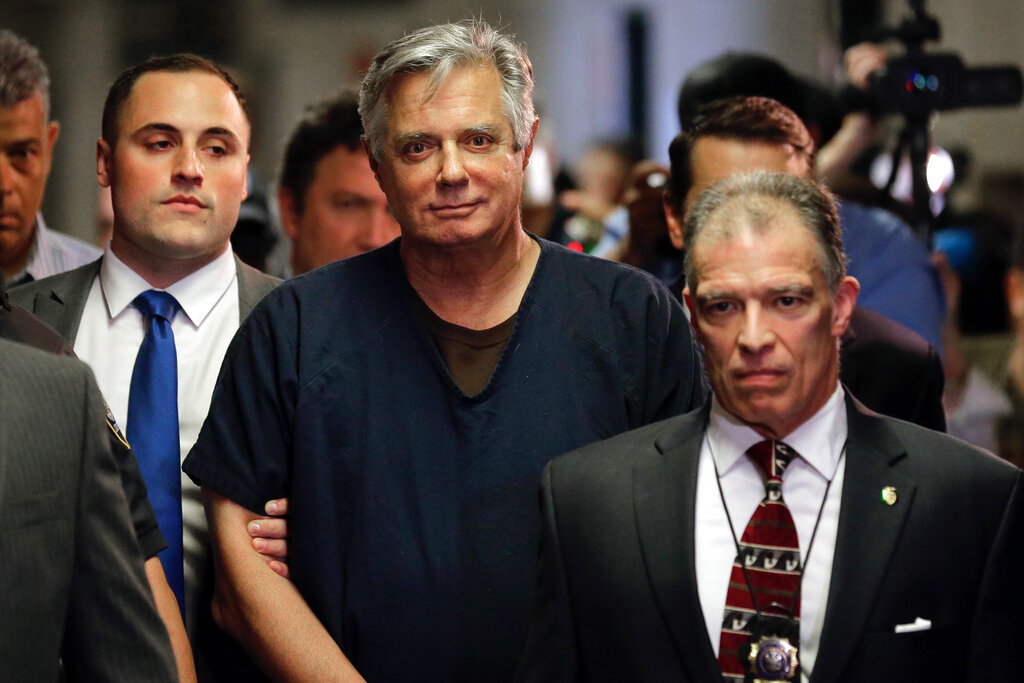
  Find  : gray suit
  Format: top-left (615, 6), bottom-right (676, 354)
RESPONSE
top-left (0, 338), bottom-right (177, 681)
top-left (517, 396), bottom-right (1024, 682)
top-left (10, 254), bottom-right (279, 682)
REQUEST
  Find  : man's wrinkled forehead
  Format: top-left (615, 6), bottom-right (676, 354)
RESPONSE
top-left (384, 63), bottom-right (506, 127)
top-left (693, 196), bottom-right (825, 276)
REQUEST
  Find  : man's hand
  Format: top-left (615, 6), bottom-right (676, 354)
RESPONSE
top-left (817, 42), bottom-right (889, 181)
top-left (559, 190), bottom-right (619, 222)
top-left (249, 498), bottom-right (289, 578)
top-left (845, 42), bottom-right (888, 91)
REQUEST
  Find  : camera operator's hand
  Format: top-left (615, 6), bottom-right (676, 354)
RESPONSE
top-left (818, 42), bottom-right (888, 182)
top-left (845, 42), bottom-right (888, 91)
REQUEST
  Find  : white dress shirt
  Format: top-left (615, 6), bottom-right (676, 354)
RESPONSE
top-left (75, 245), bottom-right (239, 633)
top-left (695, 385), bottom-right (847, 681)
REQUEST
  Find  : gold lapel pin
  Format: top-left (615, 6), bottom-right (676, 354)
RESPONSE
top-left (881, 486), bottom-right (898, 506)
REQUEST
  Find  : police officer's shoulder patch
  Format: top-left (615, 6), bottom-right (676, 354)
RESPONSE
top-left (105, 402), bottom-right (131, 450)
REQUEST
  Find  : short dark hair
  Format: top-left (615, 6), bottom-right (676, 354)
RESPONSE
top-left (666, 96), bottom-right (814, 215)
top-left (279, 91), bottom-right (364, 216)
top-left (0, 29), bottom-right (51, 118)
top-left (676, 51), bottom-right (842, 146)
top-left (683, 170), bottom-right (846, 294)
top-left (101, 53), bottom-right (249, 145)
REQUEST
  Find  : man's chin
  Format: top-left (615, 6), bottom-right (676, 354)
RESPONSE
top-left (0, 222), bottom-right (28, 240)
top-left (404, 224), bottom-right (487, 250)
top-left (143, 237), bottom-right (227, 265)
top-left (0, 231), bottom-right (34, 267)
top-left (722, 389), bottom-right (787, 420)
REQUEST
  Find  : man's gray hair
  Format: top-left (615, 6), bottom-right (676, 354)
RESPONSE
top-left (683, 170), bottom-right (846, 293)
top-left (358, 20), bottom-right (535, 161)
top-left (0, 30), bottom-right (50, 119)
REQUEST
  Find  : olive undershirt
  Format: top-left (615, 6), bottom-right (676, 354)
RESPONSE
top-left (414, 295), bottom-right (517, 396)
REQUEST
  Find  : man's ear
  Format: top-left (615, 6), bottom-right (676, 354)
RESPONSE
top-left (277, 187), bottom-right (300, 241)
top-left (45, 120), bottom-right (60, 153)
top-left (831, 276), bottom-right (860, 337)
top-left (663, 193), bottom-right (685, 250)
top-left (96, 138), bottom-right (113, 188)
top-left (521, 118), bottom-right (540, 170)
top-left (241, 154), bottom-right (250, 202)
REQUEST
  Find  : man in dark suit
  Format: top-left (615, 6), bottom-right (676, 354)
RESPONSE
top-left (0, 337), bottom-right (178, 680)
top-left (517, 171), bottom-right (1022, 682)
top-left (10, 54), bottom-right (280, 681)
top-left (663, 96), bottom-right (945, 431)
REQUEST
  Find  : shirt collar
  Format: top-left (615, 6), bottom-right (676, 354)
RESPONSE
top-left (707, 383), bottom-right (847, 481)
top-left (99, 245), bottom-right (237, 328)
top-left (8, 213), bottom-right (45, 283)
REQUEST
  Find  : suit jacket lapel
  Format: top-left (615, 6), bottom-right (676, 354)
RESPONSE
top-left (633, 403), bottom-right (721, 681)
top-left (234, 255), bottom-right (279, 322)
top-left (811, 396), bottom-right (916, 683)
top-left (33, 260), bottom-right (101, 343)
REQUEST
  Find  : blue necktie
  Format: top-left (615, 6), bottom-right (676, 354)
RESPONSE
top-left (127, 290), bottom-right (185, 614)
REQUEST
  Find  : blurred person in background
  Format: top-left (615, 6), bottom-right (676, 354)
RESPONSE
top-left (277, 91), bottom-right (400, 277)
top-left (998, 234), bottom-right (1024, 467)
top-left (663, 96), bottom-right (945, 431)
top-left (603, 160), bottom-right (682, 284)
top-left (933, 250), bottom-right (1011, 453)
top-left (546, 138), bottom-right (636, 254)
top-left (676, 51), bottom-right (946, 351)
top-left (940, 223), bottom-right (1024, 468)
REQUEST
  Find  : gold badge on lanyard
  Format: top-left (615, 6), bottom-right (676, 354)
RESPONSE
top-left (747, 634), bottom-right (799, 682)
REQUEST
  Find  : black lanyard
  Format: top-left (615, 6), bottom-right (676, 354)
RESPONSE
top-left (709, 435), bottom-right (842, 621)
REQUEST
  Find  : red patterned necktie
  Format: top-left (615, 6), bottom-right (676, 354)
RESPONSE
top-left (718, 440), bottom-right (802, 682)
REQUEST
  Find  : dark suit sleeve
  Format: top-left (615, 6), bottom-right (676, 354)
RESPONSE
top-left (968, 468), bottom-right (1024, 680)
top-left (516, 463), bottom-right (581, 682)
top-left (0, 301), bottom-right (167, 557)
top-left (60, 366), bottom-right (178, 681)
top-left (108, 426), bottom-right (167, 558)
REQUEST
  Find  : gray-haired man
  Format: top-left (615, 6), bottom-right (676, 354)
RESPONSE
top-left (517, 172), bottom-right (1022, 682)
top-left (185, 19), bottom-right (706, 682)
top-left (0, 29), bottom-right (100, 284)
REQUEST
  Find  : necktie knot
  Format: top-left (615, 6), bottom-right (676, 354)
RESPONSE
top-left (133, 290), bottom-right (180, 323)
top-left (747, 440), bottom-right (796, 485)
